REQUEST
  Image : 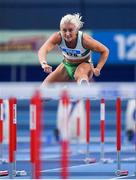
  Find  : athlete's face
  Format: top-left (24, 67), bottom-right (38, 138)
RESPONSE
top-left (60, 23), bottom-right (78, 42)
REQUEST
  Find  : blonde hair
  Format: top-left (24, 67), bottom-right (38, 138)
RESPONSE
top-left (60, 13), bottom-right (84, 30)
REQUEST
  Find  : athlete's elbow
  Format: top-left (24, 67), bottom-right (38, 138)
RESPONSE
top-left (106, 47), bottom-right (109, 57)
top-left (103, 47), bottom-right (109, 60)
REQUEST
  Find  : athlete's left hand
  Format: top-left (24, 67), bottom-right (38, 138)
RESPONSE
top-left (93, 67), bottom-right (101, 76)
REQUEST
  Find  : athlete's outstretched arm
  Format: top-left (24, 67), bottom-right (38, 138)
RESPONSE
top-left (38, 32), bottom-right (61, 73)
top-left (83, 34), bottom-right (109, 76)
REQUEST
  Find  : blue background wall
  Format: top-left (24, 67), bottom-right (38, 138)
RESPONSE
top-left (1, 0), bottom-right (136, 29)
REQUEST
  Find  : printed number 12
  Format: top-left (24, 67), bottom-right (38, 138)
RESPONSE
top-left (114, 34), bottom-right (136, 60)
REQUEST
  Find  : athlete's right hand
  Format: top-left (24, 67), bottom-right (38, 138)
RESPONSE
top-left (42, 64), bottom-right (52, 73)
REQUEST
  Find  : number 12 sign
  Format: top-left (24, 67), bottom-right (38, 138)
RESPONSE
top-left (92, 30), bottom-right (136, 64)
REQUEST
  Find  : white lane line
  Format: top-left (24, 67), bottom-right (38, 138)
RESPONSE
top-left (40, 162), bottom-right (100, 173)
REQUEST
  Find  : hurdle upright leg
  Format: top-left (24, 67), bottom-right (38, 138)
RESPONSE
top-left (100, 99), bottom-right (105, 161)
top-left (116, 97), bottom-right (128, 176)
top-left (84, 99), bottom-right (96, 164)
top-left (9, 98), bottom-right (15, 179)
top-left (134, 99), bottom-right (136, 176)
top-left (0, 99), bottom-right (3, 163)
top-left (13, 98), bottom-right (17, 175)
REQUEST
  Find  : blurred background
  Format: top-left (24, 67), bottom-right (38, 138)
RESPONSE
top-left (0, 0), bottom-right (136, 82)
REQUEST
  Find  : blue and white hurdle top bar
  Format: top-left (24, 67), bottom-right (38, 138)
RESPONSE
top-left (0, 82), bottom-right (136, 100)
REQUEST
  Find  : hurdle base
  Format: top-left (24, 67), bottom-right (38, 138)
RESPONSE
top-left (115, 170), bottom-right (128, 176)
top-left (0, 170), bottom-right (8, 176)
top-left (84, 158), bottom-right (96, 164)
top-left (101, 158), bottom-right (115, 164)
top-left (14, 170), bottom-right (27, 176)
top-left (0, 170), bottom-right (27, 177)
top-left (0, 159), bottom-right (8, 164)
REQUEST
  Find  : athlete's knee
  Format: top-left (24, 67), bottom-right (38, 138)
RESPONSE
top-left (78, 66), bottom-right (87, 75)
top-left (74, 69), bottom-right (90, 81)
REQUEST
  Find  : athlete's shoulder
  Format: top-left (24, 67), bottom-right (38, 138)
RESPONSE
top-left (82, 33), bottom-right (93, 41)
top-left (49, 31), bottom-right (62, 45)
top-left (82, 33), bottom-right (93, 49)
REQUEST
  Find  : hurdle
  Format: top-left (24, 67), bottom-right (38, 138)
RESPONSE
top-left (0, 98), bottom-right (17, 178)
top-left (100, 99), bottom-right (115, 164)
top-left (0, 98), bottom-right (27, 178)
top-left (99, 97), bottom-right (129, 175)
top-left (73, 99), bottom-right (96, 163)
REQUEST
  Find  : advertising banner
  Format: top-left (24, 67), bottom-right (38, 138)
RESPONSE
top-left (0, 30), bottom-right (62, 65)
